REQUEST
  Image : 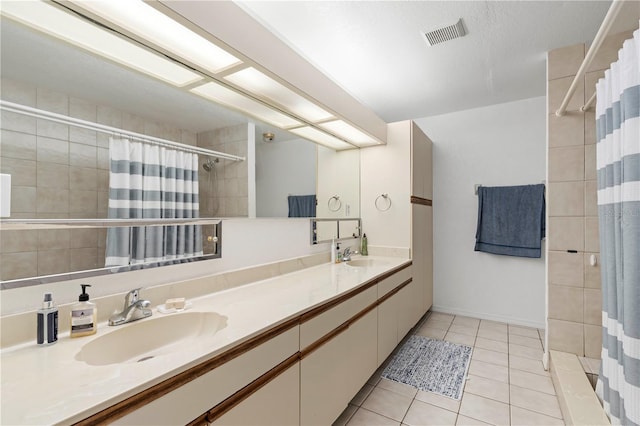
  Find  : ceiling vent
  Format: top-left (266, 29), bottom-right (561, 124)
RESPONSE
top-left (422, 18), bottom-right (466, 46)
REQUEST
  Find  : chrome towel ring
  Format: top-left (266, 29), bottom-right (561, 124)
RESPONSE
top-left (328, 195), bottom-right (342, 212)
top-left (375, 193), bottom-right (391, 211)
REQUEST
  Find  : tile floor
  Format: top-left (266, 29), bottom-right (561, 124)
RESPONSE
top-left (333, 311), bottom-right (565, 426)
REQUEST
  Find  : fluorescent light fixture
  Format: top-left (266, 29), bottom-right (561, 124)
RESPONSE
top-left (289, 127), bottom-right (354, 151)
top-left (225, 67), bottom-right (334, 123)
top-left (1, 0), bottom-right (201, 87)
top-left (319, 120), bottom-right (382, 147)
top-left (74, 0), bottom-right (242, 74)
top-left (191, 82), bottom-right (301, 128)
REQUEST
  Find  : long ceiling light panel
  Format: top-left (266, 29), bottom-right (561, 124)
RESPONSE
top-left (2, 0), bottom-right (383, 150)
top-left (0, 0), bottom-right (202, 87)
top-left (224, 67), bottom-right (335, 123)
top-left (190, 82), bottom-right (301, 129)
top-left (74, 0), bottom-right (242, 74)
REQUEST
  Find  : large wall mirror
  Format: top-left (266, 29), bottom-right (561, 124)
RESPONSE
top-left (0, 9), bottom-right (360, 286)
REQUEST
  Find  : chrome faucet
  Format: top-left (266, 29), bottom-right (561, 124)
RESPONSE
top-left (343, 247), bottom-right (355, 262)
top-left (108, 288), bottom-right (152, 326)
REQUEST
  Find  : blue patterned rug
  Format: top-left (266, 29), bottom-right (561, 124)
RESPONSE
top-left (381, 335), bottom-right (472, 400)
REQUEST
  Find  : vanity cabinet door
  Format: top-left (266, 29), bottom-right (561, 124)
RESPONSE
top-left (377, 292), bottom-right (399, 365)
top-left (300, 309), bottom-right (377, 426)
top-left (210, 362), bottom-right (300, 426)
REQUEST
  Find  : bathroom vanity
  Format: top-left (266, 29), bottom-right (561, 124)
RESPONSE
top-left (0, 256), bottom-right (431, 425)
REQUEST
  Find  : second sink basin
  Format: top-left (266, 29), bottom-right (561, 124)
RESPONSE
top-left (345, 258), bottom-right (386, 268)
top-left (76, 311), bottom-right (228, 366)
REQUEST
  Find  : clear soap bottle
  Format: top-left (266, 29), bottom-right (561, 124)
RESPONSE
top-left (70, 284), bottom-right (97, 338)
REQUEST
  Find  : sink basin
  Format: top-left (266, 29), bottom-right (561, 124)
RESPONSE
top-left (75, 312), bottom-right (227, 366)
top-left (345, 259), bottom-right (385, 268)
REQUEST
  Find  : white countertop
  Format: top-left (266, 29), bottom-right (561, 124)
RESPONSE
top-left (0, 256), bottom-right (409, 425)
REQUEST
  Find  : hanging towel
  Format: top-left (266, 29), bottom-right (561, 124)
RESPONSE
top-left (288, 195), bottom-right (316, 218)
top-left (474, 184), bottom-right (545, 258)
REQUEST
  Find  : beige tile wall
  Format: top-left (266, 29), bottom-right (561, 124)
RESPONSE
top-left (547, 30), bottom-right (633, 358)
top-left (0, 78), bottom-right (198, 281)
top-left (197, 125), bottom-right (249, 218)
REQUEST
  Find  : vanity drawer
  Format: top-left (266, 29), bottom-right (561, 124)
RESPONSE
top-left (378, 264), bottom-right (413, 297)
top-left (300, 285), bottom-right (377, 349)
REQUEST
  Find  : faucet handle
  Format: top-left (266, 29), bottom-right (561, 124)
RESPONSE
top-left (124, 287), bottom-right (143, 306)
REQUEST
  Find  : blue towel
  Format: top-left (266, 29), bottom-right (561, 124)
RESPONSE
top-left (474, 184), bottom-right (545, 258)
top-left (288, 195), bottom-right (316, 218)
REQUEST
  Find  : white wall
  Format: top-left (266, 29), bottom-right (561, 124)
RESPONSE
top-left (415, 97), bottom-right (546, 328)
top-left (360, 121), bottom-right (412, 253)
top-left (255, 138), bottom-right (316, 217)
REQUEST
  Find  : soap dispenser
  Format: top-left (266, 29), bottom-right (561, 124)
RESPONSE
top-left (70, 284), bottom-right (97, 338)
top-left (361, 233), bottom-right (368, 256)
top-left (37, 293), bottom-right (58, 345)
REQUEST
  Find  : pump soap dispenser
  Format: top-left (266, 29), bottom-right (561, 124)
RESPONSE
top-left (70, 284), bottom-right (97, 337)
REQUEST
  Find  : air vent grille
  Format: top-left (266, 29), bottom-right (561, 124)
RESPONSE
top-left (423, 18), bottom-right (466, 46)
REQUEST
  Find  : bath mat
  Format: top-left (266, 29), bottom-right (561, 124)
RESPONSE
top-left (381, 335), bottom-right (472, 400)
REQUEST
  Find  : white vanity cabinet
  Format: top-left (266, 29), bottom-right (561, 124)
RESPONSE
top-left (210, 362), bottom-right (300, 426)
top-left (299, 285), bottom-right (377, 425)
top-left (114, 327), bottom-right (300, 426)
top-left (84, 262), bottom-right (419, 426)
top-left (376, 265), bottom-right (415, 365)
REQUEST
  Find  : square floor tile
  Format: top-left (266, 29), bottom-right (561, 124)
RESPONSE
top-left (429, 312), bottom-right (455, 323)
top-left (455, 415), bottom-right (491, 425)
top-left (452, 316), bottom-right (480, 329)
top-left (510, 369), bottom-right (556, 395)
top-left (509, 325), bottom-right (541, 339)
top-left (472, 347), bottom-right (508, 367)
top-left (509, 334), bottom-right (543, 350)
top-left (479, 320), bottom-right (508, 332)
top-left (445, 331), bottom-right (476, 346)
top-left (469, 359), bottom-right (509, 383)
top-left (415, 325), bottom-right (447, 340)
top-left (449, 324), bottom-right (479, 337)
top-left (463, 374), bottom-right (510, 403)
top-left (509, 355), bottom-right (550, 377)
top-left (346, 408), bottom-right (400, 425)
top-left (403, 400), bottom-right (457, 426)
top-left (425, 319), bottom-right (453, 331)
top-left (510, 406), bottom-right (565, 425)
top-left (477, 328), bottom-right (508, 343)
top-left (459, 393), bottom-right (510, 425)
top-left (509, 343), bottom-right (543, 360)
top-left (361, 387), bottom-right (413, 422)
top-left (377, 378), bottom-right (418, 398)
top-left (475, 337), bottom-right (508, 353)
top-left (510, 385), bottom-right (563, 419)
top-left (414, 390), bottom-right (461, 413)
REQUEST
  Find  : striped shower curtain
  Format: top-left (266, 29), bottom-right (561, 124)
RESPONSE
top-left (105, 138), bottom-right (203, 268)
top-left (595, 25), bottom-right (640, 426)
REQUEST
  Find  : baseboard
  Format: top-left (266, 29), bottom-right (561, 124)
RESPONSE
top-left (431, 304), bottom-right (545, 329)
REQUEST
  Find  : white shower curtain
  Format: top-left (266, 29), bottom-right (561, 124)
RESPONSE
top-left (105, 138), bottom-right (203, 267)
top-left (595, 24), bottom-right (640, 426)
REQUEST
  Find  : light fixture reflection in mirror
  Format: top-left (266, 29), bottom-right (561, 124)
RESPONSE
top-left (0, 9), bottom-right (360, 288)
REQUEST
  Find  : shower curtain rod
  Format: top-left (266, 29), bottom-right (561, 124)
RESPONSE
top-left (555, 0), bottom-right (624, 117)
top-left (0, 100), bottom-right (246, 162)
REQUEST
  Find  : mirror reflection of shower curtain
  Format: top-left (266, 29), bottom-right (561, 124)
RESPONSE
top-left (105, 138), bottom-right (203, 268)
top-left (595, 26), bottom-right (640, 426)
